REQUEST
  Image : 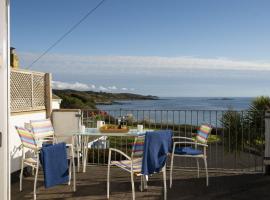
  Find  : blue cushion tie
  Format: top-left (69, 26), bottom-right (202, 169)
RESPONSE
top-left (174, 146), bottom-right (203, 155)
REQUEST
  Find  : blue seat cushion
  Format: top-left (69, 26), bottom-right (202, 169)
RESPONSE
top-left (174, 146), bottom-right (203, 155)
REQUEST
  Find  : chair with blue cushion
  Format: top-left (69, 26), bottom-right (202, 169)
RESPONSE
top-left (169, 124), bottom-right (212, 187)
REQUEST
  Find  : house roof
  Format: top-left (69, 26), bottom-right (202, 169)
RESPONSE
top-left (52, 94), bottom-right (62, 100)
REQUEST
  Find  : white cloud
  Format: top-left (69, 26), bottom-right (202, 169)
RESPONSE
top-left (52, 81), bottom-right (90, 91)
top-left (99, 86), bottom-right (108, 91)
top-left (108, 86), bottom-right (117, 90)
top-left (19, 52), bottom-right (270, 76)
top-left (21, 52), bottom-right (270, 96)
top-left (52, 80), bottom-right (134, 92)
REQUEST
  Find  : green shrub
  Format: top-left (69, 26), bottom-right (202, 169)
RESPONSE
top-left (220, 96), bottom-right (269, 153)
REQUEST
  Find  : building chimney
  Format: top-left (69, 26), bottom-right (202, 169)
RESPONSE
top-left (10, 47), bottom-right (19, 68)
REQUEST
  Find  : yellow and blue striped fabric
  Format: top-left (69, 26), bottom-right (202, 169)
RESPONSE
top-left (16, 126), bottom-right (37, 150)
top-left (132, 135), bottom-right (145, 158)
top-left (30, 119), bottom-right (54, 140)
top-left (111, 136), bottom-right (145, 175)
top-left (111, 158), bottom-right (142, 175)
top-left (196, 124), bottom-right (212, 144)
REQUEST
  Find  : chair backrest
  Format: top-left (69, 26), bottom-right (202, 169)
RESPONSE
top-left (196, 124), bottom-right (212, 144)
top-left (30, 119), bottom-right (55, 141)
top-left (131, 135), bottom-right (145, 158)
top-left (51, 109), bottom-right (81, 144)
top-left (15, 126), bottom-right (38, 150)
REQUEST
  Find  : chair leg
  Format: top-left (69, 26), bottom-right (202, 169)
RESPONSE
top-left (71, 145), bottom-right (76, 191)
top-left (19, 159), bottom-right (24, 191)
top-left (107, 150), bottom-right (111, 199)
top-left (20, 148), bottom-right (25, 192)
top-left (32, 167), bottom-right (35, 176)
top-left (203, 157), bottom-right (209, 186)
top-left (85, 137), bottom-right (89, 171)
top-left (140, 176), bottom-right (143, 192)
top-left (82, 136), bottom-right (85, 173)
top-left (143, 175), bottom-right (148, 190)
top-left (83, 136), bottom-right (88, 173)
top-left (77, 150), bottom-right (80, 172)
top-left (77, 135), bottom-right (81, 172)
top-left (169, 153), bottom-right (174, 188)
top-left (68, 156), bottom-right (72, 186)
top-left (131, 172), bottom-right (135, 200)
top-left (163, 166), bottom-right (167, 200)
top-left (34, 155), bottom-right (39, 200)
top-left (196, 158), bottom-right (200, 178)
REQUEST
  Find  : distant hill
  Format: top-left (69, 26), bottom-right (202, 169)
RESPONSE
top-left (53, 89), bottom-right (158, 109)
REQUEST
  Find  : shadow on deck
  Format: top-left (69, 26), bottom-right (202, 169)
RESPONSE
top-left (11, 165), bottom-right (270, 200)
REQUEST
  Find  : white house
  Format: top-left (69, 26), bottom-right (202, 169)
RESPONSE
top-left (52, 94), bottom-right (62, 109)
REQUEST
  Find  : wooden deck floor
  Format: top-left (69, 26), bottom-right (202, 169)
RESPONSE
top-left (11, 165), bottom-right (270, 200)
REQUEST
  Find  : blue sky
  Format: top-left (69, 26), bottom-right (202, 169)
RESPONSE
top-left (11, 0), bottom-right (270, 97)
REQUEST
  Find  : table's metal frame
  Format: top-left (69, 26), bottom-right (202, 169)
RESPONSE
top-left (74, 128), bottom-right (146, 172)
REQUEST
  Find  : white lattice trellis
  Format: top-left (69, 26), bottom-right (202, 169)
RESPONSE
top-left (10, 69), bottom-right (48, 113)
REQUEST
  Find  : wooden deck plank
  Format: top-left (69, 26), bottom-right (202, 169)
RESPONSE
top-left (11, 165), bottom-right (270, 200)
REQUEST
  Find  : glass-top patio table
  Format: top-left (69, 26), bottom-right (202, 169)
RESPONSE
top-left (73, 128), bottom-right (149, 172)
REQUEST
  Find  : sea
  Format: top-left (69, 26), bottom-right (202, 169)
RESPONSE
top-left (97, 97), bottom-right (254, 127)
top-left (97, 97), bottom-right (253, 111)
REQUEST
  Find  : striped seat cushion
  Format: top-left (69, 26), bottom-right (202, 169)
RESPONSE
top-left (111, 157), bottom-right (142, 175)
top-left (15, 126), bottom-right (38, 150)
top-left (132, 135), bottom-right (145, 158)
top-left (196, 124), bottom-right (212, 144)
top-left (30, 119), bottom-right (54, 140)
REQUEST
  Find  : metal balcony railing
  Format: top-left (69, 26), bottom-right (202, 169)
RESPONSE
top-left (82, 109), bottom-right (265, 173)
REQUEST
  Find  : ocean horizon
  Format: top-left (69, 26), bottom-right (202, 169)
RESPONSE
top-left (97, 97), bottom-right (255, 126)
top-left (97, 97), bottom-right (254, 111)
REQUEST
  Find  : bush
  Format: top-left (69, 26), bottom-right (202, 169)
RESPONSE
top-left (221, 96), bottom-right (269, 153)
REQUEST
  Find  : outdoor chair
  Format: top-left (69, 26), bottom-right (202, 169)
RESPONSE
top-left (30, 119), bottom-right (76, 191)
top-left (169, 124), bottom-right (212, 187)
top-left (16, 126), bottom-right (40, 200)
top-left (51, 109), bottom-right (84, 172)
top-left (107, 132), bottom-right (169, 200)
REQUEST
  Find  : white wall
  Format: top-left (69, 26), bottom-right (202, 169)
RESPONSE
top-left (52, 99), bottom-right (61, 110)
top-left (10, 111), bottom-right (46, 173)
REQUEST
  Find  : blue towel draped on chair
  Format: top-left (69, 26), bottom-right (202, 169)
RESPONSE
top-left (40, 142), bottom-right (69, 188)
top-left (142, 130), bottom-right (172, 175)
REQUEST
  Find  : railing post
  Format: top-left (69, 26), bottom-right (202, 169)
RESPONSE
top-left (264, 110), bottom-right (270, 174)
top-left (45, 73), bottom-right (52, 118)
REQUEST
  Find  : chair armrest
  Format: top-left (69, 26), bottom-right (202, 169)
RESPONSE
top-left (38, 138), bottom-right (53, 142)
top-left (109, 148), bottom-right (131, 160)
top-left (55, 135), bottom-right (73, 140)
top-left (173, 141), bottom-right (208, 147)
top-left (172, 136), bottom-right (194, 141)
top-left (37, 136), bottom-right (54, 140)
